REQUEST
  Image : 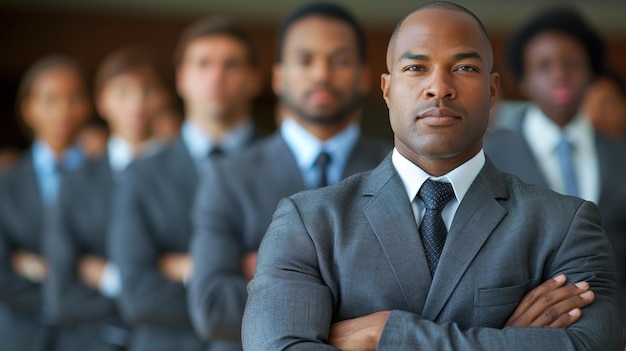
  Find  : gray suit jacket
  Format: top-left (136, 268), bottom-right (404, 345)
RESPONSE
top-left (44, 153), bottom-right (127, 351)
top-left (189, 132), bottom-right (391, 344)
top-left (242, 156), bottom-right (621, 350)
top-left (0, 152), bottom-right (53, 351)
top-left (484, 114), bottom-right (626, 323)
top-left (110, 136), bottom-right (249, 351)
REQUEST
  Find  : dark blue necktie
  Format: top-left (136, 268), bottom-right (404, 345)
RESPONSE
top-left (418, 179), bottom-right (455, 276)
top-left (314, 151), bottom-right (331, 188)
top-left (207, 146), bottom-right (224, 158)
top-left (556, 134), bottom-right (579, 197)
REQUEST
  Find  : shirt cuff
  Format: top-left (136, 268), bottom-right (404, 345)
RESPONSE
top-left (99, 263), bottom-right (122, 298)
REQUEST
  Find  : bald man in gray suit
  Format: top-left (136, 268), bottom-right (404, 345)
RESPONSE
top-left (242, 2), bottom-right (620, 350)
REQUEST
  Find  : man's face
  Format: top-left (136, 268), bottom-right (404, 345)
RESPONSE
top-left (381, 9), bottom-right (498, 165)
top-left (177, 35), bottom-right (259, 121)
top-left (274, 16), bottom-right (369, 125)
top-left (520, 32), bottom-right (593, 126)
top-left (99, 66), bottom-right (171, 141)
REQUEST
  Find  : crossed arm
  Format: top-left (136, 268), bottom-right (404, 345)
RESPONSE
top-left (328, 275), bottom-right (594, 350)
top-left (242, 198), bottom-right (621, 350)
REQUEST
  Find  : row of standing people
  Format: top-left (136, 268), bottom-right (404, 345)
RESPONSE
top-left (0, 3), bottom-right (392, 351)
top-left (0, 1), bottom-right (625, 350)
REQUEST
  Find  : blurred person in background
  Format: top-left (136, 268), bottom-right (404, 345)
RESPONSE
top-left (109, 16), bottom-right (262, 351)
top-left (76, 117), bottom-right (110, 159)
top-left (188, 2), bottom-right (391, 348)
top-left (151, 103), bottom-right (184, 144)
top-left (44, 46), bottom-right (173, 351)
top-left (0, 147), bottom-right (21, 172)
top-left (0, 54), bottom-right (91, 351)
top-left (483, 6), bottom-right (626, 344)
top-left (583, 68), bottom-right (626, 140)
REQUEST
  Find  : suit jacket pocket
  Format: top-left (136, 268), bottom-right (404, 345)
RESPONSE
top-left (474, 279), bottom-right (536, 307)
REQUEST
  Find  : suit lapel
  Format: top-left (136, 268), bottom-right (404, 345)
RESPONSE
top-left (594, 133), bottom-right (625, 207)
top-left (511, 114), bottom-right (550, 188)
top-left (264, 133), bottom-right (306, 193)
top-left (362, 157), bottom-right (431, 314)
top-left (171, 137), bottom-right (199, 195)
top-left (421, 160), bottom-right (508, 320)
top-left (17, 154), bottom-right (44, 247)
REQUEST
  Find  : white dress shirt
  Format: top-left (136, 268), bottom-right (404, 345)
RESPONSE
top-left (392, 148), bottom-right (485, 230)
top-left (280, 117), bottom-right (360, 189)
top-left (522, 104), bottom-right (600, 203)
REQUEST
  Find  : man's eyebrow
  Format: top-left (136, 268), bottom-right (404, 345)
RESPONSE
top-left (399, 52), bottom-right (428, 62)
top-left (398, 51), bottom-right (483, 63)
top-left (453, 52), bottom-right (483, 62)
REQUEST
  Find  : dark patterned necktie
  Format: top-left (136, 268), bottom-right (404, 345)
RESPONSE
top-left (418, 179), bottom-right (455, 276)
top-left (314, 151), bottom-right (331, 188)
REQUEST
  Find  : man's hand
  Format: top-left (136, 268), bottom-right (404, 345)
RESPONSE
top-left (329, 311), bottom-right (390, 351)
top-left (158, 253), bottom-right (192, 283)
top-left (241, 252), bottom-right (258, 281)
top-left (78, 255), bottom-right (107, 289)
top-left (505, 274), bottom-right (594, 328)
top-left (11, 250), bottom-right (47, 282)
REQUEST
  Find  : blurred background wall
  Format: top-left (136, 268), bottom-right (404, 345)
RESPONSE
top-left (2, 0), bottom-right (626, 149)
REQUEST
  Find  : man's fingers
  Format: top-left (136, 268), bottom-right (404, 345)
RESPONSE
top-left (506, 274), bottom-right (567, 324)
top-left (530, 289), bottom-right (595, 327)
top-left (506, 278), bottom-right (593, 328)
top-left (522, 282), bottom-right (590, 326)
top-left (547, 308), bottom-right (582, 328)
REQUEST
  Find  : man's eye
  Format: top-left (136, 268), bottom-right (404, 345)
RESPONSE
top-left (404, 65), bottom-right (424, 72)
top-left (457, 65), bottom-right (479, 72)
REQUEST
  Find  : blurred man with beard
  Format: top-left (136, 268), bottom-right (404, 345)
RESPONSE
top-left (187, 2), bottom-right (391, 348)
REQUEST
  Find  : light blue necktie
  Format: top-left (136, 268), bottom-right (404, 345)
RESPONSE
top-left (556, 134), bottom-right (580, 197)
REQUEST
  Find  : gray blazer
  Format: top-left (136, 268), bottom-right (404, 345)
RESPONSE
top-left (44, 153), bottom-right (127, 351)
top-left (0, 152), bottom-right (53, 351)
top-left (484, 114), bottom-right (626, 324)
top-left (110, 137), bottom-right (248, 351)
top-left (188, 132), bottom-right (391, 344)
top-left (242, 156), bottom-right (621, 350)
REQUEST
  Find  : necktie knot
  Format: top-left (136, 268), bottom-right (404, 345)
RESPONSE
top-left (418, 179), bottom-right (455, 210)
top-left (207, 146), bottom-right (224, 158)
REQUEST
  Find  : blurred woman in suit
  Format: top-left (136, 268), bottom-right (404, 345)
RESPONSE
top-left (0, 54), bottom-right (91, 351)
top-left (44, 47), bottom-right (173, 351)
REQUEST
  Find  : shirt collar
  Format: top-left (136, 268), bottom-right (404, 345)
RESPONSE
top-left (280, 117), bottom-right (360, 170)
top-left (32, 140), bottom-right (84, 174)
top-left (181, 119), bottom-right (254, 162)
top-left (392, 147), bottom-right (485, 204)
top-left (524, 104), bottom-right (595, 155)
top-left (107, 135), bottom-right (162, 172)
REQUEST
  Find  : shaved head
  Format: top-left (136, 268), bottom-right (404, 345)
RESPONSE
top-left (386, 1), bottom-right (493, 71)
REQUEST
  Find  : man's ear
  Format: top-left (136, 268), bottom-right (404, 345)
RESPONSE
top-left (489, 72), bottom-right (500, 109)
top-left (272, 63), bottom-right (283, 96)
top-left (20, 98), bottom-right (34, 130)
top-left (380, 73), bottom-right (391, 108)
top-left (175, 67), bottom-right (185, 98)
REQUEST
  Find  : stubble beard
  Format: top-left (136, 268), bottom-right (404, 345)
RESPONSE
top-left (280, 91), bottom-right (364, 126)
